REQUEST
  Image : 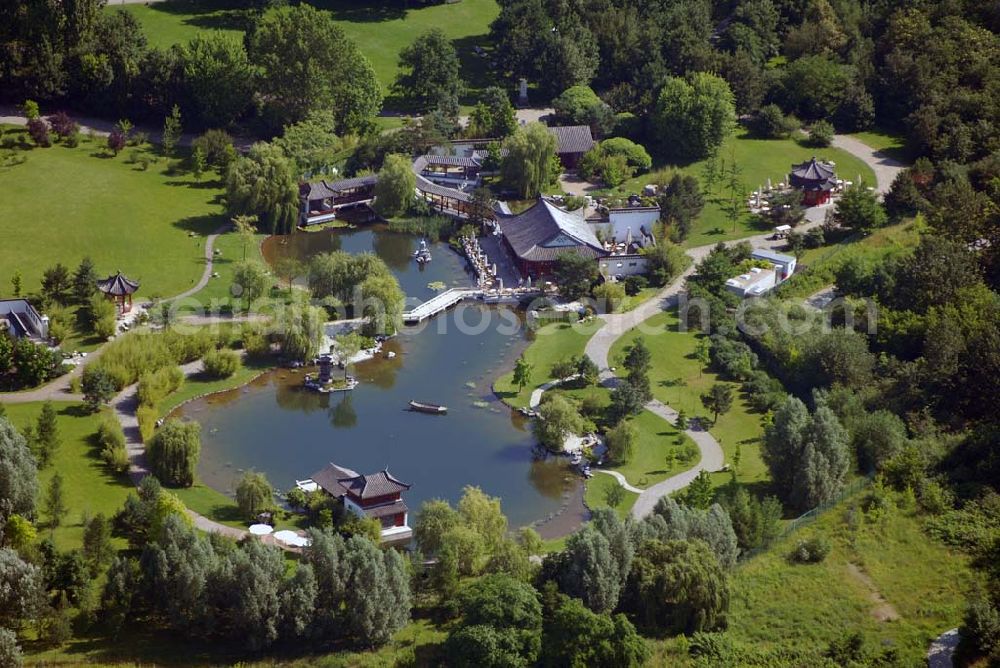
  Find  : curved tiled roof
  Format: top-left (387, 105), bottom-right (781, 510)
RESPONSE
top-left (500, 200), bottom-right (606, 263)
top-left (300, 175), bottom-right (379, 200)
top-left (309, 463), bottom-right (410, 499)
top-left (790, 157), bottom-right (836, 183)
top-left (96, 272), bottom-right (140, 296)
top-left (547, 125), bottom-right (596, 154)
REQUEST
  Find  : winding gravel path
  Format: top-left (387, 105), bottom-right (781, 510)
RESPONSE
top-left (163, 224), bottom-right (232, 304)
top-left (112, 358), bottom-right (249, 539)
top-left (830, 134), bottom-right (905, 194)
top-left (582, 134), bottom-right (908, 517)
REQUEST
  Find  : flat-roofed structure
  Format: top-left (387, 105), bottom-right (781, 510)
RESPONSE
top-left (751, 248), bottom-right (797, 282)
top-left (724, 267), bottom-right (778, 297)
top-left (0, 299), bottom-right (48, 341)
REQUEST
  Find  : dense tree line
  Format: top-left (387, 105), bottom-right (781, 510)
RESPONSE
top-left (1, 3), bottom-right (382, 133)
top-left (489, 0), bottom-right (1000, 163)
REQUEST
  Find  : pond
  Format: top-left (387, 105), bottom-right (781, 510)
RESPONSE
top-left (178, 227), bottom-right (575, 528)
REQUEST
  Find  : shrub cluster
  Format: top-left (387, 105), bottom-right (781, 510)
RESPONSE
top-left (96, 416), bottom-right (129, 474)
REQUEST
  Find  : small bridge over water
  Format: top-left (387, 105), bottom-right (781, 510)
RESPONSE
top-left (402, 288), bottom-right (481, 324)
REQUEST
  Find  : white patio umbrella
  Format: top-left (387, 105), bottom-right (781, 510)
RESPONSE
top-left (248, 524), bottom-right (273, 536)
top-left (273, 530), bottom-right (299, 545)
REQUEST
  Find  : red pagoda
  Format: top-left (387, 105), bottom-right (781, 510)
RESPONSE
top-left (789, 157), bottom-right (837, 206)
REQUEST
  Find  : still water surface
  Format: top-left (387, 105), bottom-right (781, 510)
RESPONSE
top-left (177, 227), bottom-right (573, 527)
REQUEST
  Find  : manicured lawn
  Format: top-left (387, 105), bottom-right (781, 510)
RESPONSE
top-left (599, 131), bottom-right (877, 248)
top-left (850, 128), bottom-right (910, 161)
top-left (609, 308), bottom-right (769, 490)
top-left (493, 319), bottom-right (601, 409)
top-left (585, 473), bottom-right (638, 519)
top-left (110, 1), bottom-right (244, 49)
top-left (0, 128), bottom-right (225, 301)
top-left (116, 0), bottom-right (500, 96)
top-left (618, 286), bottom-right (662, 312)
top-left (777, 217), bottom-right (923, 299)
top-left (158, 357), bottom-right (272, 416)
top-left (614, 409), bottom-right (697, 488)
top-left (3, 402), bottom-right (133, 551)
top-left (174, 230), bottom-right (268, 314)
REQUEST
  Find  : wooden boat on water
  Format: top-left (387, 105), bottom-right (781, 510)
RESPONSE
top-left (409, 400), bottom-right (447, 415)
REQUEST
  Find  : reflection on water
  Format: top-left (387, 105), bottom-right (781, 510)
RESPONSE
top-left (181, 227), bottom-right (574, 526)
top-left (262, 225), bottom-right (469, 305)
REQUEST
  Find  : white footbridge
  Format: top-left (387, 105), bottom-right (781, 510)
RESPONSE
top-left (402, 288), bottom-right (481, 324)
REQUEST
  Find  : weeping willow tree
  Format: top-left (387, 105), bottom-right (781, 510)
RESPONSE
top-left (225, 141), bottom-right (299, 234)
top-left (501, 122), bottom-right (558, 198)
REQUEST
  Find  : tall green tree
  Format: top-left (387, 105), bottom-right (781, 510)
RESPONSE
top-left (468, 86), bottom-right (516, 138)
top-left (235, 470), bottom-right (273, 520)
top-left (532, 395), bottom-right (584, 452)
top-left (606, 418), bottom-right (637, 465)
top-left (232, 260), bottom-right (270, 307)
top-left (44, 472), bottom-right (67, 527)
top-left (225, 142), bottom-right (299, 234)
top-left (341, 535), bottom-right (412, 646)
top-left (501, 122), bottom-right (558, 198)
top-left (653, 73), bottom-right (736, 160)
top-left (0, 418), bottom-right (39, 518)
top-left (394, 28), bottom-right (463, 115)
top-left (834, 183), bottom-right (887, 232)
top-left (512, 355), bottom-right (533, 393)
top-left (35, 401), bottom-right (60, 467)
top-left (625, 539), bottom-right (730, 634)
top-left (178, 33), bottom-right (253, 128)
top-left (247, 4), bottom-right (382, 131)
top-left (445, 574), bottom-right (543, 666)
top-left (372, 153), bottom-right (416, 218)
top-left (552, 253), bottom-right (599, 302)
top-left (542, 596), bottom-right (649, 668)
top-left (147, 419), bottom-right (201, 487)
top-left (700, 383), bottom-right (734, 423)
top-left (72, 257), bottom-right (98, 305)
top-left (161, 105), bottom-right (182, 158)
top-left (762, 396), bottom-right (849, 511)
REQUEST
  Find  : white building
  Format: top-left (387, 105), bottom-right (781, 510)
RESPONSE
top-left (593, 206), bottom-right (661, 243)
top-left (751, 249), bottom-right (796, 283)
top-left (598, 254), bottom-right (649, 279)
top-left (725, 267), bottom-right (777, 297)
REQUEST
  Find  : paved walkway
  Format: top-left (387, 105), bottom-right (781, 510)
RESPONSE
top-left (594, 470), bottom-right (643, 494)
top-left (112, 358), bottom-right (248, 540)
top-left (163, 224), bottom-right (232, 304)
top-left (0, 224), bottom-right (232, 404)
top-left (830, 134), bottom-right (906, 194)
top-left (580, 133), bottom-right (904, 517)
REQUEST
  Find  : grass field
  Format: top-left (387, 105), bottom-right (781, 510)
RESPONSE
top-left (585, 473), bottom-right (639, 518)
top-left (600, 131), bottom-right (876, 248)
top-left (0, 128), bottom-right (225, 301)
top-left (3, 402), bottom-right (133, 551)
top-left (777, 217), bottom-right (923, 299)
top-left (648, 492), bottom-right (972, 665)
top-left (609, 308), bottom-right (769, 490)
top-left (115, 0), bottom-right (500, 96)
top-left (727, 496), bottom-right (970, 664)
top-left (850, 128), bottom-right (910, 162)
top-left (493, 319), bottom-right (602, 409)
